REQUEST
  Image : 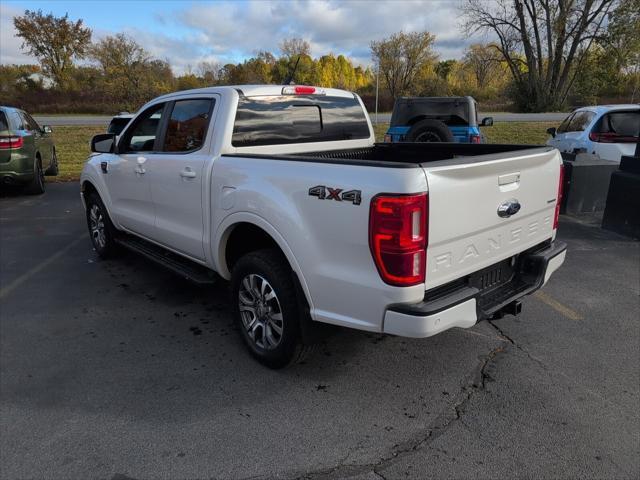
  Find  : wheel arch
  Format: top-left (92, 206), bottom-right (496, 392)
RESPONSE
top-left (214, 213), bottom-right (314, 312)
top-left (80, 178), bottom-right (116, 225)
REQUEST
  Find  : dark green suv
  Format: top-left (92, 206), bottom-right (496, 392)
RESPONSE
top-left (0, 106), bottom-right (58, 194)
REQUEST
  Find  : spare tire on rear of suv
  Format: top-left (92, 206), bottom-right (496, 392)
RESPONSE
top-left (406, 119), bottom-right (454, 142)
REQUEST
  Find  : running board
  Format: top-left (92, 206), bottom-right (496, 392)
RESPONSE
top-left (115, 235), bottom-right (218, 285)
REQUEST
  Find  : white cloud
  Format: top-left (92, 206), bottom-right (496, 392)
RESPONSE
top-left (0, 3), bottom-right (36, 65)
top-left (1, 0), bottom-right (482, 73)
top-left (170, 0), bottom-right (478, 67)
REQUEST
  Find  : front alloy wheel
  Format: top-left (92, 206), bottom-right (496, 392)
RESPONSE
top-left (89, 204), bottom-right (107, 251)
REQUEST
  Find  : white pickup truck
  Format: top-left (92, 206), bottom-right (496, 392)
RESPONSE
top-left (81, 85), bottom-right (566, 368)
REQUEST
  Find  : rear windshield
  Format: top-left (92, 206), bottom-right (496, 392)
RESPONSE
top-left (592, 111), bottom-right (639, 136)
top-left (390, 98), bottom-right (473, 127)
top-left (232, 95), bottom-right (370, 147)
top-left (0, 111), bottom-right (8, 131)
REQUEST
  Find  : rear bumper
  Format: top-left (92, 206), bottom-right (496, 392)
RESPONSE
top-left (383, 240), bottom-right (567, 337)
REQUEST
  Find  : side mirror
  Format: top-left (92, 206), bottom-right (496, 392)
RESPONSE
top-left (42, 125), bottom-right (52, 134)
top-left (480, 117), bottom-right (494, 127)
top-left (546, 127), bottom-right (557, 138)
top-left (91, 133), bottom-right (116, 153)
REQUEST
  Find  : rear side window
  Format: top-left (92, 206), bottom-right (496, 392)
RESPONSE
top-left (10, 112), bottom-right (24, 130)
top-left (163, 99), bottom-right (213, 152)
top-left (593, 111), bottom-right (639, 137)
top-left (232, 95), bottom-right (370, 147)
top-left (564, 111), bottom-right (595, 132)
top-left (0, 112), bottom-right (8, 131)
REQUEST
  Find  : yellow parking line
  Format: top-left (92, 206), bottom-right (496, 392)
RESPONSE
top-left (533, 290), bottom-right (583, 320)
top-left (0, 234), bottom-right (88, 300)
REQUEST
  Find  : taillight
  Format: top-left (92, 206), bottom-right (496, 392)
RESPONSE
top-left (553, 163), bottom-right (564, 230)
top-left (0, 136), bottom-right (23, 149)
top-left (470, 134), bottom-right (481, 144)
top-left (369, 193), bottom-right (428, 286)
top-left (281, 85), bottom-right (325, 95)
top-left (589, 131), bottom-right (638, 143)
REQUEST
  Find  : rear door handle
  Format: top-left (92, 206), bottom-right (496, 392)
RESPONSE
top-left (180, 167), bottom-right (197, 179)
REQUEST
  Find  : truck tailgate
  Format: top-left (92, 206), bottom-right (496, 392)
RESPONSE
top-left (422, 148), bottom-right (561, 290)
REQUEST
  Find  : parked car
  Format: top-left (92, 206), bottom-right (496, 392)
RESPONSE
top-left (81, 85), bottom-right (566, 368)
top-left (107, 112), bottom-right (134, 136)
top-left (0, 106), bottom-right (58, 194)
top-left (546, 105), bottom-right (639, 162)
top-left (384, 96), bottom-right (493, 143)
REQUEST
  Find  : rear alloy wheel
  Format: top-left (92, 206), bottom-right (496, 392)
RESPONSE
top-left (238, 274), bottom-right (284, 350)
top-left (25, 157), bottom-right (45, 195)
top-left (231, 249), bottom-right (313, 368)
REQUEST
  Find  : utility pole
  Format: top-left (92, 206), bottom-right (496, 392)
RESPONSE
top-left (375, 62), bottom-right (379, 125)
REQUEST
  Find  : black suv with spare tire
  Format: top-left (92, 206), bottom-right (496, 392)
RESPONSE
top-left (384, 96), bottom-right (493, 144)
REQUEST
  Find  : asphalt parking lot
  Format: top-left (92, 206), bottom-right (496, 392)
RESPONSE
top-left (1, 182), bottom-right (638, 480)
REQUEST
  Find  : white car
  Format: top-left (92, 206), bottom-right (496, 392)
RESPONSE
top-left (546, 105), bottom-right (639, 162)
top-left (80, 85), bottom-right (566, 368)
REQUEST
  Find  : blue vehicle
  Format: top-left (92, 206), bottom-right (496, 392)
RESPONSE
top-left (384, 96), bottom-right (493, 144)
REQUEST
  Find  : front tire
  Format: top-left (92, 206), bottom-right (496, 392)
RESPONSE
top-left (25, 157), bottom-right (45, 195)
top-left (45, 148), bottom-right (59, 176)
top-left (231, 249), bottom-right (309, 368)
top-left (85, 192), bottom-right (118, 258)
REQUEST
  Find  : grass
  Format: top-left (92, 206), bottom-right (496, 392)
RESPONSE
top-left (52, 121), bottom-right (558, 181)
top-left (52, 125), bottom-right (104, 181)
top-left (373, 121), bottom-right (557, 144)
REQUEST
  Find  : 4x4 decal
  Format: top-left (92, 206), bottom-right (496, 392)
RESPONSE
top-left (308, 185), bottom-right (362, 205)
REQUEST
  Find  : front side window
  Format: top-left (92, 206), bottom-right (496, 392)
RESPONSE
top-left (163, 99), bottom-right (213, 152)
top-left (22, 112), bottom-right (40, 131)
top-left (565, 111), bottom-right (595, 132)
top-left (121, 104), bottom-right (164, 152)
top-left (556, 113), bottom-right (575, 134)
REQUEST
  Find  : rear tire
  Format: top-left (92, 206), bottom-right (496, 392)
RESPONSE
top-left (407, 119), bottom-right (454, 143)
top-left (231, 249), bottom-right (312, 368)
top-left (85, 192), bottom-right (118, 258)
top-left (25, 157), bottom-right (45, 195)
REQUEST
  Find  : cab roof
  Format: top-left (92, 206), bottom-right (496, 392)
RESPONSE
top-left (154, 84), bottom-right (356, 100)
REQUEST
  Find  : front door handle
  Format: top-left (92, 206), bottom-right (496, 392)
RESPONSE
top-left (135, 156), bottom-right (146, 175)
top-left (180, 167), bottom-right (197, 179)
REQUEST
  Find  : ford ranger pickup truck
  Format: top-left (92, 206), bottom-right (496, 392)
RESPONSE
top-left (80, 85), bottom-right (566, 368)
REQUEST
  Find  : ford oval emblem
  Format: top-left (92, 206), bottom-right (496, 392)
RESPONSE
top-left (497, 199), bottom-right (521, 218)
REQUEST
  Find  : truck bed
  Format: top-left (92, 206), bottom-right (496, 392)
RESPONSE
top-left (227, 143), bottom-right (554, 168)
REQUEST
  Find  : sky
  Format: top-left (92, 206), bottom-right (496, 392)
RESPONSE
top-left (0, 0), bottom-right (486, 74)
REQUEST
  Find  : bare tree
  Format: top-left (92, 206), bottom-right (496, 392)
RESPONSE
top-left (370, 31), bottom-right (438, 98)
top-left (463, 0), bottom-right (616, 111)
top-left (197, 61), bottom-right (222, 84)
top-left (279, 38), bottom-right (311, 58)
top-left (13, 10), bottom-right (91, 90)
top-left (463, 43), bottom-right (502, 89)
